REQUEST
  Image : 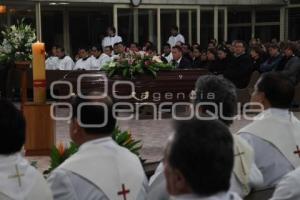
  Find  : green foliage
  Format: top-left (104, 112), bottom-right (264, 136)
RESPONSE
top-left (112, 126), bottom-right (142, 156)
top-left (45, 127), bottom-right (143, 174)
top-left (102, 53), bottom-right (174, 79)
top-left (0, 18), bottom-right (36, 64)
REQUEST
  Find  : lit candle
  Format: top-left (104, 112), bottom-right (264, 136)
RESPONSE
top-left (32, 41), bottom-right (46, 104)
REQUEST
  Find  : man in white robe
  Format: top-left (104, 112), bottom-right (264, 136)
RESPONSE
top-left (48, 93), bottom-right (148, 200)
top-left (102, 26), bottom-right (122, 49)
top-left (163, 119), bottom-right (241, 200)
top-left (148, 76), bottom-right (263, 199)
top-left (0, 99), bottom-right (52, 200)
top-left (56, 46), bottom-right (74, 70)
top-left (271, 167), bottom-right (300, 200)
top-left (74, 47), bottom-right (93, 70)
top-left (167, 26), bottom-right (185, 48)
top-left (238, 72), bottom-right (300, 190)
top-left (46, 45), bottom-right (58, 70)
top-left (90, 46), bottom-right (111, 70)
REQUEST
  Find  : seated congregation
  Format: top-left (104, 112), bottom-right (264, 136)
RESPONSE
top-left (45, 26), bottom-right (300, 89)
top-left (1, 71), bottom-right (300, 200)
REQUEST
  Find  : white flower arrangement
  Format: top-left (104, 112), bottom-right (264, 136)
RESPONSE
top-left (0, 19), bottom-right (36, 64)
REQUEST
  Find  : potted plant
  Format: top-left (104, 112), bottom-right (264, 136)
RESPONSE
top-left (0, 19), bottom-right (36, 100)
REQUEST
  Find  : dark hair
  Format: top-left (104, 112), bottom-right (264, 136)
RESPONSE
top-left (104, 46), bottom-right (113, 51)
top-left (250, 46), bottom-right (264, 57)
top-left (207, 47), bottom-right (218, 58)
top-left (235, 40), bottom-right (247, 48)
top-left (217, 45), bottom-right (230, 55)
top-left (268, 43), bottom-right (279, 50)
top-left (108, 26), bottom-right (116, 33)
top-left (257, 72), bottom-right (295, 109)
top-left (0, 99), bottom-right (26, 155)
top-left (79, 47), bottom-right (89, 52)
top-left (284, 42), bottom-right (297, 53)
top-left (91, 45), bottom-right (103, 52)
top-left (195, 75), bottom-right (237, 126)
top-left (171, 26), bottom-right (179, 31)
top-left (168, 119), bottom-right (234, 196)
top-left (172, 45), bottom-right (182, 52)
top-left (163, 43), bottom-right (171, 48)
top-left (56, 46), bottom-right (65, 52)
top-left (71, 93), bottom-right (116, 135)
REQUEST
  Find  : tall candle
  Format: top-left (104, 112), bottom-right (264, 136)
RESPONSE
top-left (32, 41), bottom-right (46, 104)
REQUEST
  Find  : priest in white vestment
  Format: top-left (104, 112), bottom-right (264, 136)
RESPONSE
top-left (167, 26), bottom-right (185, 47)
top-left (148, 75), bottom-right (263, 199)
top-left (271, 167), bottom-right (300, 200)
top-left (0, 99), bottom-right (53, 200)
top-left (90, 46), bottom-right (111, 70)
top-left (102, 26), bottom-right (122, 49)
top-left (56, 46), bottom-right (74, 70)
top-left (46, 45), bottom-right (58, 70)
top-left (74, 47), bottom-right (93, 70)
top-left (48, 93), bottom-right (148, 200)
top-left (163, 119), bottom-right (241, 200)
top-left (238, 72), bottom-right (300, 190)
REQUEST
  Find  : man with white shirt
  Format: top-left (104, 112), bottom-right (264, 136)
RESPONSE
top-left (102, 26), bottom-right (122, 49)
top-left (0, 99), bottom-right (53, 200)
top-left (48, 93), bottom-right (148, 200)
top-left (167, 26), bottom-right (185, 48)
top-left (90, 46), bottom-right (111, 70)
top-left (104, 46), bottom-right (113, 57)
top-left (163, 119), bottom-right (241, 200)
top-left (271, 167), bottom-right (300, 200)
top-left (162, 43), bottom-right (173, 63)
top-left (148, 76), bottom-right (263, 199)
top-left (46, 45), bottom-right (58, 70)
top-left (238, 72), bottom-right (300, 190)
top-left (74, 47), bottom-right (93, 70)
top-left (56, 46), bottom-right (74, 70)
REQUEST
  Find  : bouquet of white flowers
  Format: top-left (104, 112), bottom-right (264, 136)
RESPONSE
top-left (0, 19), bottom-right (36, 65)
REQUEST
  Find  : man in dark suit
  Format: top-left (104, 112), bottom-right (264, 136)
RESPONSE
top-left (223, 40), bottom-right (253, 89)
top-left (281, 42), bottom-right (300, 86)
top-left (171, 45), bottom-right (192, 69)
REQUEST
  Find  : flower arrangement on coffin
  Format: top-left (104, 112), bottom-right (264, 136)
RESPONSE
top-left (44, 127), bottom-right (143, 174)
top-left (102, 52), bottom-right (174, 79)
top-left (0, 19), bottom-right (36, 65)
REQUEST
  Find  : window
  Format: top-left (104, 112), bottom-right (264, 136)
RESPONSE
top-left (228, 10), bottom-right (251, 42)
top-left (200, 10), bottom-right (213, 47)
top-left (42, 11), bottom-right (63, 53)
top-left (288, 8), bottom-right (300, 40)
top-left (118, 8), bottom-right (134, 45)
top-left (138, 9), bottom-right (157, 47)
top-left (69, 7), bottom-right (113, 56)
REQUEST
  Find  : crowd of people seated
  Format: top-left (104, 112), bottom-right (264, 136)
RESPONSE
top-left (1, 70), bottom-right (300, 199)
top-left (45, 26), bottom-right (300, 89)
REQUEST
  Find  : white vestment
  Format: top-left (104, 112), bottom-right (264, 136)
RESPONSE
top-left (167, 34), bottom-right (185, 47)
top-left (74, 57), bottom-right (93, 70)
top-left (238, 108), bottom-right (300, 189)
top-left (102, 35), bottom-right (122, 48)
top-left (230, 135), bottom-right (263, 197)
top-left (90, 54), bottom-right (111, 70)
top-left (271, 167), bottom-right (300, 200)
top-left (46, 56), bottom-right (58, 70)
top-left (170, 192), bottom-right (242, 200)
top-left (0, 153), bottom-right (53, 200)
top-left (148, 135), bottom-right (263, 199)
top-left (48, 137), bottom-right (148, 200)
top-left (162, 53), bottom-right (173, 63)
top-left (56, 56), bottom-right (74, 70)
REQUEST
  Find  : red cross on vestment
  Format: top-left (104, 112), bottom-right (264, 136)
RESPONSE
top-left (294, 145), bottom-right (300, 158)
top-left (117, 184), bottom-right (130, 200)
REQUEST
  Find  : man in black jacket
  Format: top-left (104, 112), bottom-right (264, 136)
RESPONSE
top-left (171, 45), bottom-right (192, 69)
top-left (223, 40), bottom-right (253, 89)
top-left (281, 42), bottom-right (300, 85)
